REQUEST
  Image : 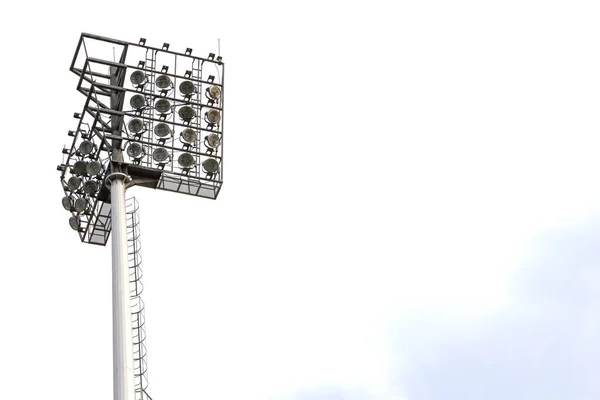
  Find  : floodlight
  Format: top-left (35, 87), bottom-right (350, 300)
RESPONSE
top-left (180, 128), bottom-right (198, 143)
top-left (69, 216), bottom-right (81, 231)
top-left (205, 109), bottom-right (221, 124)
top-left (74, 197), bottom-right (88, 213)
top-left (83, 180), bottom-right (99, 194)
top-left (154, 123), bottom-right (172, 138)
top-left (127, 143), bottom-right (145, 159)
top-left (206, 85), bottom-right (221, 100)
top-left (130, 94), bottom-right (146, 110)
top-left (130, 70), bottom-right (147, 87)
top-left (178, 106), bottom-right (196, 121)
top-left (155, 99), bottom-right (171, 114)
top-left (155, 75), bottom-right (172, 90)
top-left (79, 140), bottom-right (95, 155)
top-left (202, 158), bottom-right (219, 173)
top-left (73, 160), bottom-right (88, 176)
top-left (205, 133), bottom-right (221, 149)
top-left (68, 176), bottom-right (82, 191)
top-left (128, 118), bottom-right (146, 135)
top-left (178, 152), bottom-right (195, 168)
top-left (179, 80), bottom-right (196, 95)
top-left (62, 196), bottom-right (73, 211)
top-left (86, 160), bottom-right (102, 176)
top-left (152, 147), bottom-right (170, 163)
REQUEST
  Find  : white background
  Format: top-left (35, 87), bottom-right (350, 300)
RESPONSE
top-left (2, 1), bottom-right (600, 399)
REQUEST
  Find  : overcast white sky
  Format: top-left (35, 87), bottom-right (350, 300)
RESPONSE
top-left (2, 1), bottom-right (600, 399)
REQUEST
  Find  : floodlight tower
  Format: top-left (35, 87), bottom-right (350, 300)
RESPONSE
top-left (57, 34), bottom-right (224, 400)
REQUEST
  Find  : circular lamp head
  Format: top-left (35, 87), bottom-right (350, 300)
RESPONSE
top-left (67, 176), bottom-right (81, 191)
top-left (156, 75), bottom-right (172, 90)
top-left (178, 106), bottom-right (196, 121)
top-left (79, 140), bottom-right (94, 155)
top-left (152, 147), bottom-right (170, 163)
top-left (69, 216), bottom-right (80, 231)
top-left (202, 158), bottom-right (220, 173)
top-left (128, 118), bottom-right (145, 134)
top-left (181, 128), bottom-right (198, 143)
top-left (155, 99), bottom-right (171, 114)
top-left (83, 180), bottom-right (99, 194)
top-left (72, 160), bottom-right (88, 176)
top-left (74, 197), bottom-right (88, 213)
top-left (179, 80), bottom-right (196, 95)
top-left (154, 123), bottom-right (172, 138)
top-left (205, 133), bottom-right (221, 149)
top-left (127, 143), bottom-right (145, 159)
top-left (62, 196), bottom-right (73, 211)
top-left (130, 70), bottom-right (147, 86)
top-left (130, 94), bottom-right (146, 110)
top-left (205, 109), bottom-right (221, 124)
top-left (178, 152), bottom-right (195, 168)
top-left (206, 85), bottom-right (221, 100)
top-left (86, 160), bottom-right (102, 176)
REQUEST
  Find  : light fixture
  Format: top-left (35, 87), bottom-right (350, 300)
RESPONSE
top-left (127, 143), bottom-right (145, 159)
top-left (206, 85), bottom-right (221, 100)
top-left (128, 118), bottom-right (146, 135)
top-left (130, 70), bottom-right (147, 87)
top-left (155, 99), bottom-right (171, 114)
top-left (178, 152), bottom-right (195, 168)
top-left (205, 109), bottom-right (221, 124)
top-left (178, 106), bottom-right (196, 121)
top-left (83, 180), bottom-right (99, 194)
top-left (74, 197), bottom-right (88, 213)
top-left (155, 75), bottom-right (172, 90)
top-left (79, 140), bottom-right (95, 155)
top-left (68, 176), bottom-right (82, 191)
top-left (179, 80), bottom-right (196, 96)
top-left (62, 196), bottom-right (73, 211)
top-left (202, 158), bottom-right (219, 174)
top-left (152, 147), bottom-right (170, 163)
top-left (73, 160), bottom-right (88, 176)
top-left (69, 216), bottom-right (80, 231)
top-left (205, 133), bottom-right (221, 149)
top-left (180, 128), bottom-right (198, 144)
top-left (154, 123), bottom-right (172, 138)
top-left (86, 160), bottom-right (102, 176)
top-left (130, 94), bottom-right (146, 110)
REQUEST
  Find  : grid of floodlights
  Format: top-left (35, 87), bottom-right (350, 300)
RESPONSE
top-left (58, 34), bottom-right (224, 245)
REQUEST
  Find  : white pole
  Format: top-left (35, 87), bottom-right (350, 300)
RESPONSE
top-left (111, 174), bottom-right (135, 400)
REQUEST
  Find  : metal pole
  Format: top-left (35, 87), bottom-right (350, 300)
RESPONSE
top-left (109, 66), bottom-right (135, 400)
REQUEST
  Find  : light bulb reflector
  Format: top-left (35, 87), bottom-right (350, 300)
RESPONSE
top-left (178, 152), bottom-right (195, 168)
top-left (130, 71), bottom-right (147, 85)
top-left (79, 140), bottom-right (94, 155)
top-left (83, 180), bottom-right (99, 194)
top-left (205, 133), bottom-right (221, 149)
top-left (86, 160), bottom-right (102, 176)
top-left (155, 99), bottom-right (171, 114)
top-left (178, 106), bottom-right (196, 121)
top-left (202, 158), bottom-right (219, 173)
top-left (127, 143), bottom-right (144, 159)
top-left (69, 216), bottom-right (80, 231)
top-left (181, 128), bottom-right (198, 143)
top-left (179, 80), bottom-right (196, 95)
top-left (156, 75), bottom-right (172, 89)
top-left (73, 161), bottom-right (87, 176)
top-left (152, 147), bottom-right (170, 163)
top-left (207, 85), bottom-right (221, 100)
top-left (62, 196), bottom-right (73, 211)
top-left (74, 197), bottom-right (88, 213)
top-left (128, 118), bottom-right (145, 134)
top-left (206, 109), bottom-right (221, 124)
top-left (130, 94), bottom-right (146, 110)
top-left (67, 176), bottom-right (81, 191)
top-left (154, 123), bottom-right (172, 138)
